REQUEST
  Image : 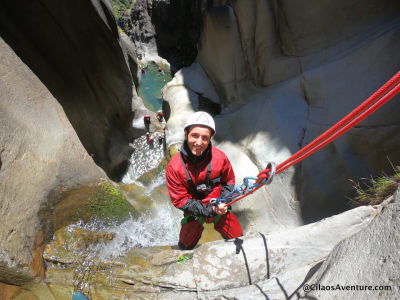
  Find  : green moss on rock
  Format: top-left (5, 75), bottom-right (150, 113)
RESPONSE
top-left (85, 182), bottom-right (134, 223)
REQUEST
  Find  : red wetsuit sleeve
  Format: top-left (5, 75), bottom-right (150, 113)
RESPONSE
top-left (166, 162), bottom-right (191, 208)
top-left (221, 154), bottom-right (235, 185)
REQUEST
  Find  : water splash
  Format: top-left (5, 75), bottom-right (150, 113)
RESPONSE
top-left (144, 171), bottom-right (166, 196)
top-left (66, 204), bottom-right (179, 260)
top-left (96, 207), bottom-right (180, 258)
top-left (122, 134), bottom-right (165, 184)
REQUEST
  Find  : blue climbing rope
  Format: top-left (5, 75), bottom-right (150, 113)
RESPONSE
top-left (210, 162), bottom-right (276, 206)
top-left (210, 177), bottom-right (261, 206)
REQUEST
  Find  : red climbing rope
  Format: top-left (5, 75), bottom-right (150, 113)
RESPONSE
top-left (228, 71), bottom-right (400, 206)
top-left (147, 171), bottom-right (170, 197)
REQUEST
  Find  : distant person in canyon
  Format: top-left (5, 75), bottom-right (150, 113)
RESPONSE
top-left (157, 134), bottom-right (164, 144)
top-left (166, 111), bottom-right (242, 250)
top-left (156, 110), bottom-right (164, 122)
top-left (143, 113), bottom-right (151, 125)
top-left (146, 132), bottom-right (154, 146)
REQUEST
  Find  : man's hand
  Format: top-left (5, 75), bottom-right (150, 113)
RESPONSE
top-left (212, 203), bottom-right (228, 215)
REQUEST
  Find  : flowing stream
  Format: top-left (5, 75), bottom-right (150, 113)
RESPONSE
top-left (73, 64), bottom-right (179, 258)
top-left (55, 64), bottom-right (179, 299)
top-left (67, 133), bottom-right (180, 260)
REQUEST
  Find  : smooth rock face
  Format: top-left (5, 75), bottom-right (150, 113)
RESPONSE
top-left (192, 205), bottom-right (375, 292)
top-left (0, 0), bottom-right (138, 180)
top-left (304, 189), bottom-right (400, 299)
top-left (0, 38), bottom-right (106, 284)
top-left (226, 0), bottom-right (300, 87)
top-left (275, 0), bottom-right (400, 57)
top-left (201, 0), bottom-right (400, 91)
top-left (296, 24), bottom-right (400, 221)
top-left (197, 4), bottom-right (251, 108)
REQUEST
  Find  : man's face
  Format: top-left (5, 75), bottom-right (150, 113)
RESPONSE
top-left (186, 126), bottom-right (212, 156)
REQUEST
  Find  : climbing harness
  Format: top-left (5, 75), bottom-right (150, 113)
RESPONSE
top-left (213, 70), bottom-right (400, 207)
top-left (179, 152), bottom-right (221, 199)
top-left (180, 208), bottom-right (231, 226)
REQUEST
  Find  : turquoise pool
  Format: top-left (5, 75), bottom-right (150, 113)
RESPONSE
top-left (138, 63), bottom-right (172, 112)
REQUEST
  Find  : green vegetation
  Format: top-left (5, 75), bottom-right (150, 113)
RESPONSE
top-left (85, 181), bottom-right (134, 223)
top-left (349, 166), bottom-right (400, 206)
top-left (176, 254), bottom-right (193, 264)
top-left (109, 0), bottom-right (132, 20)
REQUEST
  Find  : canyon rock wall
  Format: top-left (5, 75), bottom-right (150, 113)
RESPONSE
top-left (304, 189), bottom-right (400, 299)
top-left (0, 0), bottom-right (147, 285)
top-left (124, 0), bottom-right (207, 69)
top-left (0, 37), bottom-right (107, 284)
top-left (0, 0), bottom-right (140, 181)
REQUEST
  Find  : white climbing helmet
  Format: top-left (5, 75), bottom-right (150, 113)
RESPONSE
top-left (184, 111), bottom-right (215, 135)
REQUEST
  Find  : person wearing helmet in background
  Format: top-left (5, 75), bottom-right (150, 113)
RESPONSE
top-left (144, 114), bottom-right (151, 125)
top-left (156, 110), bottom-right (164, 122)
top-left (146, 132), bottom-right (153, 144)
top-left (166, 111), bottom-right (242, 250)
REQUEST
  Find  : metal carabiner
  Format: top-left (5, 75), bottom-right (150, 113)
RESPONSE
top-left (265, 162), bottom-right (276, 185)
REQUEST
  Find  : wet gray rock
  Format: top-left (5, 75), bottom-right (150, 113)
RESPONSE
top-left (191, 205), bottom-right (375, 293)
top-left (274, 0), bottom-right (400, 57)
top-left (129, 0), bottom-right (157, 57)
top-left (0, 0), bottom-right (139, 181)
top-left (303, 188), bottom-right (400, 299)
top-left (125, 0), bottom-right (205, 69)
top-left (0, 37), bottom-right (106, 284)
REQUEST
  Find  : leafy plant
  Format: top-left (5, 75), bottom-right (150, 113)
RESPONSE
top-left (349, 166), bottom-right (400, 206)
top-left (109, 0), bottom-right (133, 20)
top-left (176, 254), bottom-right (193, 264)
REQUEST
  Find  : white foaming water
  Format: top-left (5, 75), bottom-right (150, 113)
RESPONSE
top-left (144, 171), bottom-right (166, 196)
top-left (122, 134), bottom-right (165, 184)
top-left (89, 206), bottom-right (180, 259)
top-left (65, 132), bottom-right (179, 262)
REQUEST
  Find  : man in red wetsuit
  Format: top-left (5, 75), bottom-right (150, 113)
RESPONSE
top-left (166, 111), bottom-right (242, 250)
